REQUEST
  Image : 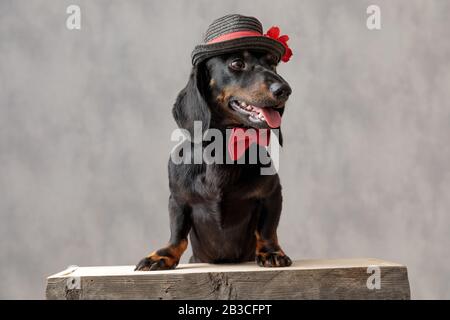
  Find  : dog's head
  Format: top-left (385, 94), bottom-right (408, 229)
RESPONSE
top-left (173, 50), bottom-right (291, 140)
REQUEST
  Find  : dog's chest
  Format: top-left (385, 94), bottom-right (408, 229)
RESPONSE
top-left (189, 173), bottom-right (270, 229)
top-left (191, 195), bottom-right (259, 231)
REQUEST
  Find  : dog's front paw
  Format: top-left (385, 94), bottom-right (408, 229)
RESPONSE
top-left (256, 251), bottom-right (292, 268)
top-left (135, 252), bottom-right (179, 271)
top-left (135, 240), bottom-right (188, 271)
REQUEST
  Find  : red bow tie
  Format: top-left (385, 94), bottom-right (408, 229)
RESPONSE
top-left (228, 128), bottom-right (271, 161)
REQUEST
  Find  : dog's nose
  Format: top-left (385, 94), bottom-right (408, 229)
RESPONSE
top-left (270, 82), bottom-right (292, 101)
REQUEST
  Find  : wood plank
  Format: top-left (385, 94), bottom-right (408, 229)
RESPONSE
top-left (46, 258), bottom-right (410, 300)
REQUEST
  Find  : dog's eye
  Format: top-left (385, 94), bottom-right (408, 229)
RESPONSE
top-left (266, 54), bottom-right (277, 65)
top-left (229, 59), bottom-right (246, 71)
top-left (267, 54), bottom-right (276, 63)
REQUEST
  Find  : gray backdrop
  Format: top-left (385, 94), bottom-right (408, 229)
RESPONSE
top-left (1, 0), bottom-right (449, 299)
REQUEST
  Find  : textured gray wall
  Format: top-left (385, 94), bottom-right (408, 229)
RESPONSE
top-left (1, 0), bottom-right (449, 299)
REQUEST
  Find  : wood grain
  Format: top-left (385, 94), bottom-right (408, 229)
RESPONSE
top-left (46, 258), bottom-right (410, 300)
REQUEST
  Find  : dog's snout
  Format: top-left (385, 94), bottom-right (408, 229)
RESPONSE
top-left (270, 82), bottom-right (292, 101)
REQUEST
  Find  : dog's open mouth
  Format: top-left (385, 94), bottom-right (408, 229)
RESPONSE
top-left (229, 99), bottom-right (282, 128)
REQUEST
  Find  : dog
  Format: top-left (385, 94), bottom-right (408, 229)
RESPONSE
top-left (135, 15), bottom-right (293, 271)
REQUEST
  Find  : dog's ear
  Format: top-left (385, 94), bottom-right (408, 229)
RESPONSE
top-left (172, 63), bottom-right (210, 137)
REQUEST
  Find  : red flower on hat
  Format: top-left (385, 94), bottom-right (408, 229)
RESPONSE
top-left (264, 26), bottom-right (293, 62)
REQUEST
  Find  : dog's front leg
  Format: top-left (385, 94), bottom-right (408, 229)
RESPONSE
top-left (135, 195), bottom-right (191, 271)
top-left (255, 185), bottom-right (292, 267)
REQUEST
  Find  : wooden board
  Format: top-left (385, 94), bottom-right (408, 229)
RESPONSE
top-left (46, 258), bottom-right (410, 300)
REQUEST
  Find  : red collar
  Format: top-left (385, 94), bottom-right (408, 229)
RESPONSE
top-left (228, 128), bottom-right (271, 161)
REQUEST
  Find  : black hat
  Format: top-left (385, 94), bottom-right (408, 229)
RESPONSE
top-left (191, 14), bottom-right (291, 66)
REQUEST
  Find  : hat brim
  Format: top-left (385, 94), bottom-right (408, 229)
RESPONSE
top-left (191, 36), bottom-right (285, 66)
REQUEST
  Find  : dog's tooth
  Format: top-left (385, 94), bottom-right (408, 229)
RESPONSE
top-left (241, 102), bottom-right (247, 107)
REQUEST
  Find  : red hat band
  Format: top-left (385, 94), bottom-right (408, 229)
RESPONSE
top-left (207, 31), bottom-right (263, 44)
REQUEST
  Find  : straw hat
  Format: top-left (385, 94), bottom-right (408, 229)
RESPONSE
top-left (191, 14), bottom-right (292, 66)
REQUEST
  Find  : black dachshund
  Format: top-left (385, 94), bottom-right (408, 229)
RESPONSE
top-left (135, 48), bottom-right (292, 271)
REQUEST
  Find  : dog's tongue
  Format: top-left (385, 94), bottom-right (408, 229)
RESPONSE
top-left (259, 107), bottom-right (282, 128)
